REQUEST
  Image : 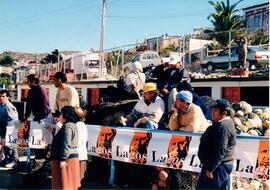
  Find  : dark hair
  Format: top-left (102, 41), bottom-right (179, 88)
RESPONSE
top-left (211, 99), bottom-right (231, 116)
top-left (61, 106), bottom-right (78, 123)
top-left (0, 89), bottom-right (10, 97)
top-left (27, 74), bottom-right (40, 84)
top-left (55, 72), bottom-right (67, 83)
top-left (176, 81), bottom-right (193, 92)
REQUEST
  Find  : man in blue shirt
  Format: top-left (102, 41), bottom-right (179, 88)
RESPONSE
top-left (0, 89), bottom-right (19, 168)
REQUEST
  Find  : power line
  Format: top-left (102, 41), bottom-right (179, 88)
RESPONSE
top-left (0, 0), bottom-right (99, 25)
top-left (0, 0), bottom-right (120, 29)
top-left (106, 11), bottom-right (209, 20)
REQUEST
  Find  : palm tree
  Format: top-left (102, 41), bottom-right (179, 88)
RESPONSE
top-left (207, 0), bottom-right (246, 46)
top-left (250, 29), bottom-right (269, 46)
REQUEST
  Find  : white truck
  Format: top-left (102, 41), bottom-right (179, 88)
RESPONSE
top-left (123, 51), bottom-right (161, 72)
top-left (71, 52), bottom-right (107, 79)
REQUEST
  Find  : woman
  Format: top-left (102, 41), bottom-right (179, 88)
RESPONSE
top-left (50, 106), bottom-right (80, 190)
top-left (74, 107), bottom-right (88, 181)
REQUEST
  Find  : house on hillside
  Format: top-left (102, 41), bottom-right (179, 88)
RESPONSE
top-left (147, 34), bottom-right (179, 51)
top-left (243, 2), bottom-right (269, 34)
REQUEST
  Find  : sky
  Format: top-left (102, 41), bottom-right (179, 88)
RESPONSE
top-left (0, 0), bottom-right (266, 53)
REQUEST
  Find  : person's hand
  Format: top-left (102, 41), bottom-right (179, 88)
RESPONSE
top-left (159, 170), bottom-right (168, 181)
top-left (205, 170), bottom-right (213, 179)
top-left (161, 88), bottom-right (169, 95)
top-left (134, 120), bottom-right (141, 128)
top-left (60, 161), bottom-right (67, 168)
top-left (119, 116), bottom-right (127, 126)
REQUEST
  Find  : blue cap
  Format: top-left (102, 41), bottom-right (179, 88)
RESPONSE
top-left (176, 90), bottom-right (193, 104)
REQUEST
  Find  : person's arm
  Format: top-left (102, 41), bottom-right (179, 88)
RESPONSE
top-left (8, 103), bottom-right (19, 121)
top-left (68, 87), bottom-right (80, 107)
top-left (24, 90), bottom-right (32, 120)
top-left (54, 90), bottom-right (59, 112)
top-left (206, 126), bottom-right (229, 172)
top-left (168, 111), bottom-right (179, 131)
top-left (60, 125), bottom-right (72, 161)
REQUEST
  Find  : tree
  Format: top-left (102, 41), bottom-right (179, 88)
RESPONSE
top-left (42, 49), bottom-right (63, 64)
top-left (0, 73), bottom-right (11, 88)
top-left (0, 55), bottom-right (14, 67)
top-left (207, 0), bottom-right (246, 46)
top-left (249, 29), bottom-right (269, 46)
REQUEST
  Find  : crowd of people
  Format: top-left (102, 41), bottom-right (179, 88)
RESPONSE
top-left (0, 54), bottom-right (238, 189)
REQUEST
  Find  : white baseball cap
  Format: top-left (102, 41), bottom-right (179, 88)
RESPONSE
top-left (169, 55), bottom-right (181, 65)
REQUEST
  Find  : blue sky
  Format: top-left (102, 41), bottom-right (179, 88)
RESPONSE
top-left (0, 0), bottom-right (266, 53)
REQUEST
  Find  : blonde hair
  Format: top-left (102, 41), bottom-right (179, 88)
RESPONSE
top-left (74, 107), bottom-right (87, 122)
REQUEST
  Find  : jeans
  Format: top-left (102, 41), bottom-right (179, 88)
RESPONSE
top-left (196, 164), bottom-right (233, 189)
top-left (126, 120), bottom-right (158, 130)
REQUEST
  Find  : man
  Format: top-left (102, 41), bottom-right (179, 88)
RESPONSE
top-left (96, 128), bottom-right (117, 159)
top-left (168, 90), bottom-right (209, 132)
top-left (23, 74), bottom-right (51, 121)
top-left (79, 94), bottom-right (87, 108)
top-left (0, 90), bottom-right (19, 168)
top-left (161, 55), bottom-right (190, 96)
top-left (172, 81), bottom-right (212, 121)
top-left (197, 99), bottom-right (236, 189)
top-left (54, 72), bottom-right (80, 113)
top-left (152, 57), bottom-right (170, 92)
top-left (236, 36), bottom-right (248, 69)
top-left (121, 82), bottom-right (165, 130)
top-left (166, 135), bottom-right (192, 168)
top-left (129, 131), bottom-right (152, 164)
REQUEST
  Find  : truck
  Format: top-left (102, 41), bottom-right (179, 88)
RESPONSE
top-left (123, 51), bottom-right (161, 72)
top-left (71, 52), bottom-right (107, 79)
top-left (200, 46), bottom-right (269, 72)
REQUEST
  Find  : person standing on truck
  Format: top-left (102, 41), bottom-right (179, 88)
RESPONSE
top-left (23, 74), bottom-right (51, 122)
top-left (161, 55), bottom-right (190, 96)
top-left (125, 61), bottom-right (146, 99)
top-left (54, 72), bottom-right (80, 113)
top-left (235, 36), bottom-right (248, 70)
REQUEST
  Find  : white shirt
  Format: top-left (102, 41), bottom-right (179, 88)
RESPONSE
top-left (125, 72), bottom-right (146, 94)
top-left (133, 96), bottom-right (165, 123)
top-left (76, 121), bottom-right (88, 161)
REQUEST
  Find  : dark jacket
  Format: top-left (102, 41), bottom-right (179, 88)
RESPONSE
top-left (198, 118), bottom-right (236, 172)
top-left (164, 68), bottom-right (190, 92)
top-left (192, 93), bottom-right (212, 120)
top-left (152, 64), bottom-right (169, 92)
top-left (25, 85), bottom-right (51, 121)
top-left (51, 122), bottom-right (79, 161)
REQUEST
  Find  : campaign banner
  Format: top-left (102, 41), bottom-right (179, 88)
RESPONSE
top-left (5, 126), bottom-right (18, 147)
top-left (29, 121), bottom-right (47, 149)
top-left (86, 125), bottom-right (269, 180)
top-left (10, 122), bottom-right (269, 179)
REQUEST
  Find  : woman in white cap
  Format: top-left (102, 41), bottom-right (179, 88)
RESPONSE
top-left (125, 61), bottom-right (146, 99)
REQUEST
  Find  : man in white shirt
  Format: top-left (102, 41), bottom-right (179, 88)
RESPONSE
top-left (54, 72), bottom-right (80, 113)
top-left (121, 83), bottom-right (165, 130)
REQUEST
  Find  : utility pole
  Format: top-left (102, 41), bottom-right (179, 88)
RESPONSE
top-left (99, 0), bottom-right (106, 78)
